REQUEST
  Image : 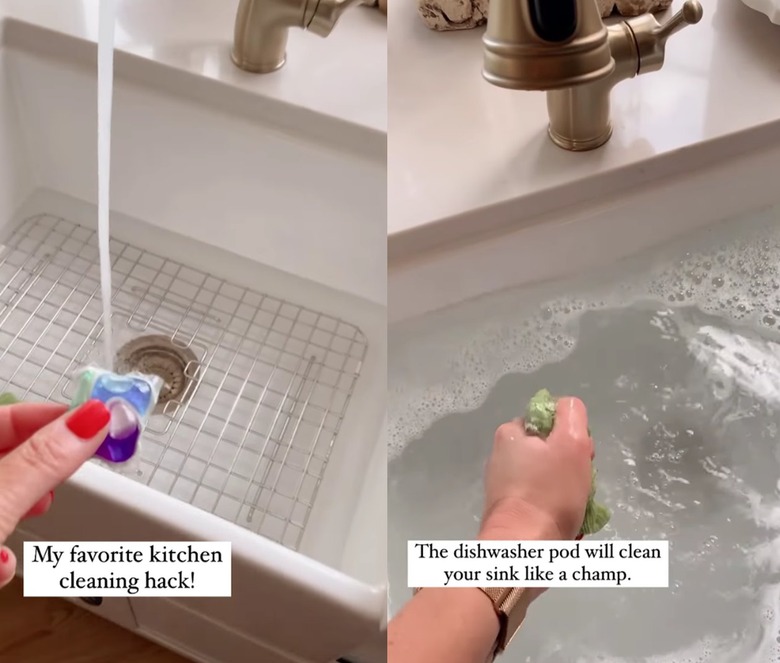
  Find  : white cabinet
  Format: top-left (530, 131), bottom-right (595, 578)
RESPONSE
top-left (6, 529), bottom-right (138, 632)
top-left (11, 466), bottom-right (386, 663)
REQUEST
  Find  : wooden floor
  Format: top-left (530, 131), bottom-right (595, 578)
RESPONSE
top-left (0, 578), bottom-right (189, 662)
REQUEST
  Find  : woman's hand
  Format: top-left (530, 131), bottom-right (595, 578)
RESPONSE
top-left (479, 397), bottom-right (594, 542)
top-left (388, 396), bottom-right (596, 663)
top-left (0, 400), bottom-right (111, 589)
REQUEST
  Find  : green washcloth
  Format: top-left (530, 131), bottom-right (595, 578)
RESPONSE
top-left (0, 392), bottom-right (19, 406)
top-left (524, 389), bottom-right (610, 536)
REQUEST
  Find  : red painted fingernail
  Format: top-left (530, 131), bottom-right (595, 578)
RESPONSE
top-left (0, 549), bottom-right (9, 564)
top-left (48, 490), bottom-right (54, 503)
top-left (66, 400), bottom-right (110, 439)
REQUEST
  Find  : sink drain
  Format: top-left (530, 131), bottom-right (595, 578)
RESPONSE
top-left (114, 335), bottom-right (199, 414)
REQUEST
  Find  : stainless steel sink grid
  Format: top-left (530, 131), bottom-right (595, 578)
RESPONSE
top-left (0, 214), bottom-right (367, 550)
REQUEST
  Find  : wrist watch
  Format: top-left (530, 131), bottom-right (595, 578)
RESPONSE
top-left (413, 586), bottom-right (530, 659)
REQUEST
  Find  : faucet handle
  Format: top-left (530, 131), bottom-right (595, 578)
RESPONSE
top-left (305, 0), bottom-right (364, 37)
top-left (628, 0), bottom-right (703, 74)
top-left (361, 0), bottom-right (387, 14)
top-left (655, 0), bottom-right (704, 41)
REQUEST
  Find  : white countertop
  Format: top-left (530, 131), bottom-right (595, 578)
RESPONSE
top-left (388, 0), bottom-right (780, 260)
top-left (0, 0), bottom-right (387, 136)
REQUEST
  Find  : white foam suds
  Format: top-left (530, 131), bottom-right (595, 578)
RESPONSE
top-left (389, 205), bottom-right (780, 461)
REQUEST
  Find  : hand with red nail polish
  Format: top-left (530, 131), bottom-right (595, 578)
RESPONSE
top-left (0, 400), bottom-right (111, 589)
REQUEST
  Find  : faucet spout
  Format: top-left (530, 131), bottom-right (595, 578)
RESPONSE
top-left (306, 0), bottom-right (365, 37)
top-left (232, 0), bottom-right (303, 73)
top-left (545, 23), bottom-right (639, 150)
top-left (232, 0), bottom-right (378, 73)
top-left (482, 0), bottom-right (703, 151)
top-left (482, 0), bottom-right (614, 90)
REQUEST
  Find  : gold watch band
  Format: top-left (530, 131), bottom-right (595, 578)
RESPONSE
top-left (412, 586), bottom-right (530, 658)
top-left (479, 587), bottom-right (529, 657)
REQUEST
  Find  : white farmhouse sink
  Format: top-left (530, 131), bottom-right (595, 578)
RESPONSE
top-left (388, 128), bottom-right (780, 661)
top-left (0, 14), bottom-right (387, 663)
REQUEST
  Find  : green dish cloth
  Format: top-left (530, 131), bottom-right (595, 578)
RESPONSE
top-left (524, 389), bottom-right (610, 536)
top-left (0, 392), bottom-right (19, 406)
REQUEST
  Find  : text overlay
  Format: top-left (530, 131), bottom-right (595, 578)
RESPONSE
top-left (24, 541), bottom-right (232, 597)
top-left (408, 540), bottom-right (669, 588)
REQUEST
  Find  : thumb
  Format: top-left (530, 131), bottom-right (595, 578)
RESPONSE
top-left (0, 400), bottom-right (110, 543)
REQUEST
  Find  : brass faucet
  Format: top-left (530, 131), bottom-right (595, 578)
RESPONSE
top-left (482, 0), bottom-right (703, 151)
top-left (232, 0), bottom-right (384, 73)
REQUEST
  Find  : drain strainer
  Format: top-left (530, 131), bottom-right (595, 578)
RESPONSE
top-left (115, 335), bottom-right (199, 414)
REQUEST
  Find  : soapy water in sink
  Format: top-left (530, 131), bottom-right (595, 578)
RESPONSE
top-left (388, 204), bottom-right (780, 662)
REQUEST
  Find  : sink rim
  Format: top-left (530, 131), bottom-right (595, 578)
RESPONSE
top-left (389, 139), bottom-right (780, 324)
top-left (388, 120), bottom-right (780, 268)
